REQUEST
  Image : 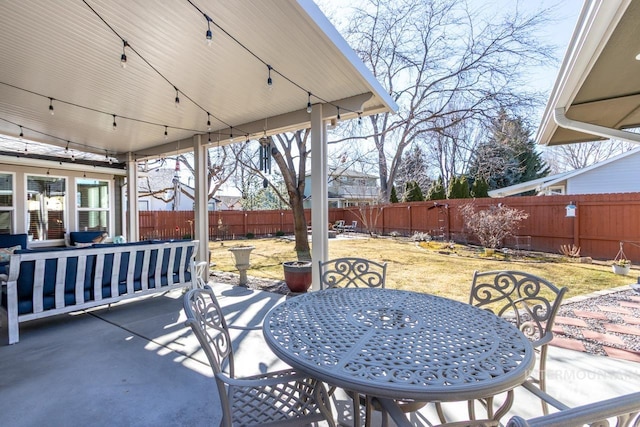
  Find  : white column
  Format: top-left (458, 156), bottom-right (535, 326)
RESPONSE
top-left (193, 134), bottom-right (209, 263)
top-left (126, 152), bottom-right (139, 242)
top-left (310, 104), bottom-right (328, 291)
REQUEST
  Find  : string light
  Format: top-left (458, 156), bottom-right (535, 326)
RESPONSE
top-left (358, 112), bottom-right (362, 125)
top-left (306, 92), bottom-right (312, 114)
top-left (207, 112), bottom-right (211, 131)
top-left (229, 126), bottom-right (233, 140)
top-left (337, 106), bottom-right (341, 121)
top-left (164, 125), bottom-right (168, 140)
top-left (49, 98), bottom-right (55, 115)
top-left (120, 40), bottom-right (128, 68)
top-left (174, 87), bottom-right (180, 108)
top-left (65, 141), bottom-right (69, 152)
top-left (204, 14), bottom-right (213, 46)
top-left (208, 132), bottom-right (211, 144)
top-left (19, 125), bottom-right (23, 140)
top-left (112, 114), bottom-right (117, 131)
top-left (266, 65), bottom-right (273, 88)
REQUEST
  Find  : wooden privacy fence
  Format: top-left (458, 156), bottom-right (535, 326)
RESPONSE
top-left (139, 209), bottom-right (309, 241)
top-left (138, 192), bottom-right (640, 262)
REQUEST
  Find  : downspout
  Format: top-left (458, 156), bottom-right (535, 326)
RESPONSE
top-left (554, 107), bottom-right (640, 145)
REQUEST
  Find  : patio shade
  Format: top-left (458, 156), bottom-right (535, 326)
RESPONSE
top-left (0, 0), bottom-right (396, 160)
top-left (536, 0), bottom-right (640, 146)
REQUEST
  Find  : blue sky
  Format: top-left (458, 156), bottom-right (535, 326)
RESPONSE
top-left (317, 0), bottom-right (584, 122)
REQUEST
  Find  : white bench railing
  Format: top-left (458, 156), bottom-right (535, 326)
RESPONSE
top-left (2, 239), bottom-right (198, 344)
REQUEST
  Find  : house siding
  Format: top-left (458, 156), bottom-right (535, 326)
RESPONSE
top-left (567, 151), bottom-right (640, 194)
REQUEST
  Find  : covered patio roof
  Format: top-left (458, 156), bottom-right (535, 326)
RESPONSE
top-left (536, 0), bottom-right (640, 146)
top-left (0, 0), bottom-right (396, 161)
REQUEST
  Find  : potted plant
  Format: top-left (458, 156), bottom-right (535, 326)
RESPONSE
top-left (282, 260), bottom-right (312, 293)
top-left (612, 259), bottom-right (631, 275)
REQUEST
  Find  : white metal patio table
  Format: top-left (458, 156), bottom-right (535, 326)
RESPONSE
top-left (262, 287), bottom-right (535, 425)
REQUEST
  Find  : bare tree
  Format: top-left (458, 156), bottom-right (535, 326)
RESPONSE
top-left (236, 131), bottom-right (312, 261)
top-left (332, 0), bottom-right (556, 201)
top-left (138, 146), bottom-right (241, 210)
top-left (545, 140), bottom-right (637, 173)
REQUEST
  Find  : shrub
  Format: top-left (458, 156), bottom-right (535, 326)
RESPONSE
top-left (275, 230), bottom-right (285, 237)
top-left (245, 232), bottom-right (255, 239)
top-left (411, 232), bottom-right (432, 242)
top-left (460, 203), bottom-right (528, 249)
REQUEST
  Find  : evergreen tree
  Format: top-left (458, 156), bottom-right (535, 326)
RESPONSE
top-left (426, 177), bottom-right (446, 200)
top-left (470, 177), bottom-right (490, 198)
top-left (390, 185), bottom-right (399, 203)
top-left (405, 181), bottom-right (425, 202)
top-left (396, 145), bottom-right (431, 201)
top-left (469, 110), bottom-right (550, 192)
top-left (448, 175), bottom-right (471, 199)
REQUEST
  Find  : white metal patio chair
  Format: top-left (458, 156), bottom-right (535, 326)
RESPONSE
top-left (375, 390), bottom-right (640, 427)
top-left (318, 257), bottom-right (415, 426)
top-left (466, 270), bottom-right (568, 417)
top-left (183, 286), bottom-right (335, 427)
top-left (318, 257), bottom-right (387, 290)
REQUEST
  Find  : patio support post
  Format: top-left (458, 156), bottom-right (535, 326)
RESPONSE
top-left (193, 134), bottom-right (208, 263)
top-left (310, 104), bottom-right (328, 291)
top-left (125, 152), bottom-right (139, 242)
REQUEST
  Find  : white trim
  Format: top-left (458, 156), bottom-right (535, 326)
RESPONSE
top-left (296, 0), bottom-right (398, 115)
top-left (553, 108), bottom-right (640, 145)
top-left (536, 0), bottom-right (633, 145)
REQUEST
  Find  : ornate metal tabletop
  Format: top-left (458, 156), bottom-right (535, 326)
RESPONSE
top-left (263, 288), bottom-right (534, 401)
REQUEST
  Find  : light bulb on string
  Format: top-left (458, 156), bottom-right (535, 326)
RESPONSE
top-left (207, 113), bottom-right (211, 131)
top-left (174, 87), bottom-right (180, 108)
top-left (208, 132), bottom-right (211, 144)
top-left (164, 126), bottom-right (168, 140)
top-left (337, 106), bottom-right (341, 121)
top-left (306, 92), bottom-right (312, 114)
top-left (358, 112), bottom-right (362, 126)
top-left (229, 126), bottom-right (233, 140)
top-left (49, 98), bottom-right (55, 115)
top-left (65, 141), bottom-right (69, 153)
top-left (266, 65), bottom-right (273, 89)
top-left (19, 125), bottom-right (23, 140)
top-left (205, 14), bottom-right (213, 46)
top-left (112, 114), bottom-right (117, 131)
top-left (120, 40), bottom-right (128, 68)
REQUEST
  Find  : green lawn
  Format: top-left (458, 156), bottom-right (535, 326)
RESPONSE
top-left (209, 236), bottom-right (633, 302)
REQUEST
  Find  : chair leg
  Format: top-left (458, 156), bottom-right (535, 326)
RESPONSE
top-left (539, 345), bottom-right (549, 415)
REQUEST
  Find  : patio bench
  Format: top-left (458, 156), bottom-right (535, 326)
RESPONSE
top-left (1, 239), bottom-right (198, 344)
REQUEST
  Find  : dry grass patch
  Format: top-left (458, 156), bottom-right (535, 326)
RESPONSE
top-left (210, 237), bottom-right (633, 302)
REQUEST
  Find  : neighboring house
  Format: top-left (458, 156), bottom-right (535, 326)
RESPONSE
top-left (138, 168), bottom-right (224, 211)
top-left (303, 167), bottom-right (380, 208)
top-left (489, 148), bottom-right (640, 197)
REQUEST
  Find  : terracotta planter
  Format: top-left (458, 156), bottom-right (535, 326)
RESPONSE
top-left (283, 261), bottom-right (312, 293)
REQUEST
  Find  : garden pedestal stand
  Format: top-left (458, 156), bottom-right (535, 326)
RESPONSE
top-left (228, 246), bottom-right (255, 286)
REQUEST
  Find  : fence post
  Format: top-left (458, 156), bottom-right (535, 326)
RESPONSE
top-left (408, 204), bottom-right (412, 235)
top-left (573, 200), bottom-right (580, 249)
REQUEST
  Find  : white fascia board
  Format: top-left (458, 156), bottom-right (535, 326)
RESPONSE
top-left (296, 0), bottom-right (398, 115)
top-left (536, 0), bottom-right (632, 145)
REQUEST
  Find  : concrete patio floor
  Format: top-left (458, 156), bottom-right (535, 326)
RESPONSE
top-left (1, 283), bottom-right (639, 427)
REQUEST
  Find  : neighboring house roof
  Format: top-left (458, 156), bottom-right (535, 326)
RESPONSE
top-left (306, 167), bottom-right (377, 179)
top-left (489, 148), bottom-right (640, 197)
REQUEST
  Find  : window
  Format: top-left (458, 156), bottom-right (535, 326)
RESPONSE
top-left (0, 173), bottom-right (14, 234)
top-left (77, 178), bottom-right (110, 232)
top-left (27, 175), bottom-right (66, 240)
